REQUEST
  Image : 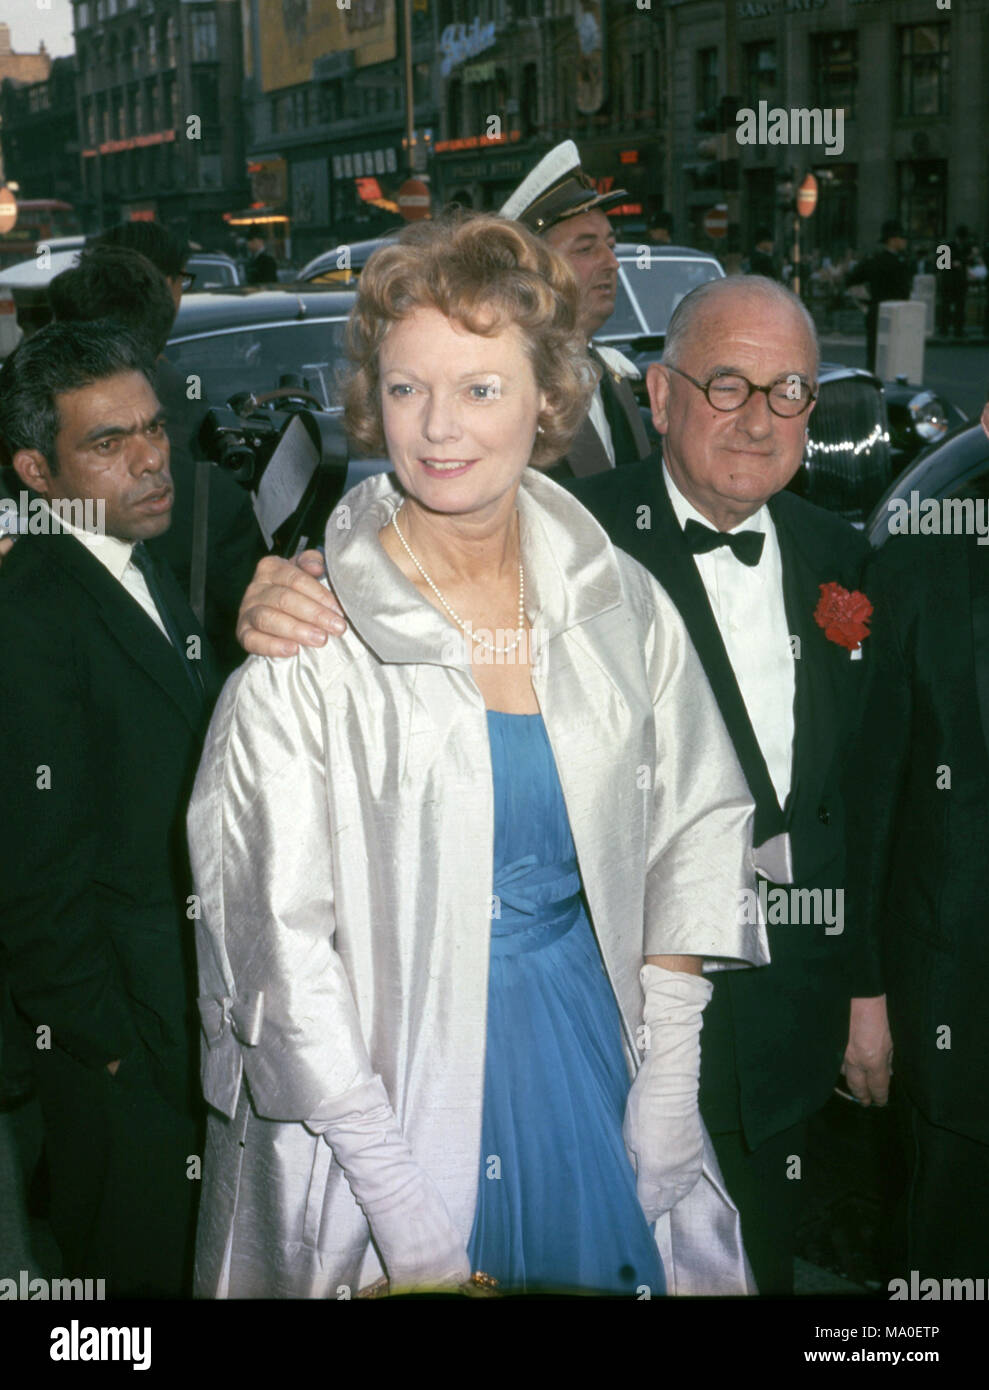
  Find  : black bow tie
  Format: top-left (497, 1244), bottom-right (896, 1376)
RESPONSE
top-left (683, 518), bottom-right (765, 567)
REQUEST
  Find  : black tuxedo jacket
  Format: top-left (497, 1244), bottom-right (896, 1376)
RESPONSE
top-left (567, 453), bottom-right (870, 1147)
top-left (845, 534), bottom-right (989, 1146)
top-left (0, 530), bottom-right (222, 1109)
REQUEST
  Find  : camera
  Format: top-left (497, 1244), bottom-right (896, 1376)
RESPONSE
top-left (198, 377), bottom-right (351, 556)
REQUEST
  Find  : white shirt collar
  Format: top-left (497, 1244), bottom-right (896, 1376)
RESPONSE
top-left (661, 462), bottom-right (769, 537)
top-left (42, 501), bottom-right (135, 582)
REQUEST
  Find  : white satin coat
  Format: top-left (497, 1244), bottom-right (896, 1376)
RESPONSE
top-left (187, 468), bottom-right (769, 1299)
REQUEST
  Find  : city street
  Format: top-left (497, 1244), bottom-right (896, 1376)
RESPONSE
top-left (820, 332), bottom-right (988, 420)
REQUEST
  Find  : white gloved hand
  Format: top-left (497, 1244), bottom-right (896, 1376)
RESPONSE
top-left (622, 964), bottom-right (713, 1222)
top-left (312, 1075), bottom-right (471, 1292)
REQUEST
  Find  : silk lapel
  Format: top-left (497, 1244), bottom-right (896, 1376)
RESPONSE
top-left (968, 537), bottom-right (989, 768)
top-left (645, 478), bottom-right (783, 834)
top-left (42, 533), bottom-right (208, 731)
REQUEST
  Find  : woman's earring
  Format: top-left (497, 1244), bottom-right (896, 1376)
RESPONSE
top-left (536, 425), bottom-right (545, 435)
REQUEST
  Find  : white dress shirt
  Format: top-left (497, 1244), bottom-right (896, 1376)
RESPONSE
top-left (587, 386), bottom-right (615, 466)
top-left (47, 505), bottom-right (171, 643)
top-left (663, 465), bottom-right (796, 808)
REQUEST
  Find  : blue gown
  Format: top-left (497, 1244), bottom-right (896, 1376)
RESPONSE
top-left (467, 711), bottom-right (665, 1296)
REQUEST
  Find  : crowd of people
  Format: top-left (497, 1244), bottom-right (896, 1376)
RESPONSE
top-left (0, 140), bottom-right (986, 1300)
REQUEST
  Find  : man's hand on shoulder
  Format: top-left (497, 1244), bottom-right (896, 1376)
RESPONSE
top-left (237, 550), bottom-right (348, 657)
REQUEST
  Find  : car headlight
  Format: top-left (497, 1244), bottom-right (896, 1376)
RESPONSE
top-left (908, 389), bottom-right (949, 442)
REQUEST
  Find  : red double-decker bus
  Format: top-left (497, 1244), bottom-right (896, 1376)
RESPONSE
top-left (0, 199), bottom-right (82, 271)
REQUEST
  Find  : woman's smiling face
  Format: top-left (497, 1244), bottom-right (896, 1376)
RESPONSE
top-left (379, 305), bottom-right (547, 521)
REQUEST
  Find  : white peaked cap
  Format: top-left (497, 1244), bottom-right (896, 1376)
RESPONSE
top-left (498, 140), bottom-right (628, 234)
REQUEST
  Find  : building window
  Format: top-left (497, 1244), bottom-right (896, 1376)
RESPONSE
top-left (897, 159), bottom-right (947, 241)
top-left (521, 61), bottom-right (538, 139)
top-left (194, 73), bottom-right (220, 129)
top-left (813, 32), bottom-right (857, 119)
top-left (744, 42), bottom-right (777, 110)
top-left (190, 10), bottom-right (219, 63)
top-left (165, 17), bottom-right (177, 68)
top-left (631, 50), bottom-right (646, 128)
top-left (899, 25), bottom-right (950, 118)
top-left (697, 47), bottom-right (718, 118)
top-left (317, 83), bottom-right (341, 124)
top-left (77, 2), bottom-right (92, 28)
top-left (147, 23), bottom-right (157, 71)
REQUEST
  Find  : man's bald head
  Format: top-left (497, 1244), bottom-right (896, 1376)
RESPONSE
top-left (664, 276), bottom-right (820, 378)
top-left (647, 276), bottom-right (820, 531)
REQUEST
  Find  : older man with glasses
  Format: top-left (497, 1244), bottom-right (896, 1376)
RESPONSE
top-left (235, 273), bottom-right (890, 1294)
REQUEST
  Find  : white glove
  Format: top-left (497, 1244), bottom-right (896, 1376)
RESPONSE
top-left (622, 964), bottom-right (713, 1222)
top-left (312, 1075), bottom-right (471, 1292)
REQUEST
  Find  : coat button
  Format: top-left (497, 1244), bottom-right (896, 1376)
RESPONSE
top-left (818, 805), bottom-right (831, 826)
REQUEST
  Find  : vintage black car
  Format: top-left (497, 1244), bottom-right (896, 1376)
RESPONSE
top-left (867, 418), bottom-right (989, 548)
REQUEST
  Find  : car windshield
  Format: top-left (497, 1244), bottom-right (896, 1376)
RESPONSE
top-left (164, 320), bottom-right (350, 408)
top-left (598, 256), bottom-right (723, 339)
top-left (187, 259), bottom-right (238, 289)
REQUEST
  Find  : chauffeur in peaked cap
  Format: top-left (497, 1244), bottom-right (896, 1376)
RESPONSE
top-left (499, 141), bottom-right (652, 480)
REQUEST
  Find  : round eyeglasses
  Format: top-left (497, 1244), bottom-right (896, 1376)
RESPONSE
top-left (665, 363), bottom-right (817, 417)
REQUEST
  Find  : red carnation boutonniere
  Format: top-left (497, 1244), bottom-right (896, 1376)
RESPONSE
top-left (813, 581), bottom-right (873, 653)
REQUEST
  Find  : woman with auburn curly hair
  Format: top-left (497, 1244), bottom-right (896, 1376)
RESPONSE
top-left (188, 213), bottom-right (765, 1298)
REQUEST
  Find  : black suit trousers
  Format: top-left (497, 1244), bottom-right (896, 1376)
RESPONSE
top-left (33, 1041), bottom-right (202, 1298)
top-left (900, 1098), bottom-right (989, 1280)
top-left (709, 1121), bottom-right (807, 1296)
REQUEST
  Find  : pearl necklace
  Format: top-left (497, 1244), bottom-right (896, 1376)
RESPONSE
top-left (391, 505), bottom-right (526, 655)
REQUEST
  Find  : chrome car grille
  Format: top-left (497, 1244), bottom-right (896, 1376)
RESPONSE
top-left (803, 377), bottom-right (891, 521)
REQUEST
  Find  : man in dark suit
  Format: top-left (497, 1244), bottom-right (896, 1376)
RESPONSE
top-left (844, 402), bottom-right (989, 1280)
top-left (844, 219), bottom-right (911, 373)
top-left (746, 228), bottom-right (778, 281)
top-left (0, 321), bottom-right (222, 1296)
top-left (244, 228), bottom-right (279, 286)
top-left (48, 241), bottom-right (265, 673)
top-left (230, 276), bottom-right (893, 1293)
top-left (564, 277), bottom-right (889, 1293)
top-left (500, 140), bottom-right (652, 480)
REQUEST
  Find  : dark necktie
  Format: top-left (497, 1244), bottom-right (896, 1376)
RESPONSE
top-left (683, 518), bottom-right (765, 567)
top-left (130, 542), bottom-right (205, 698)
